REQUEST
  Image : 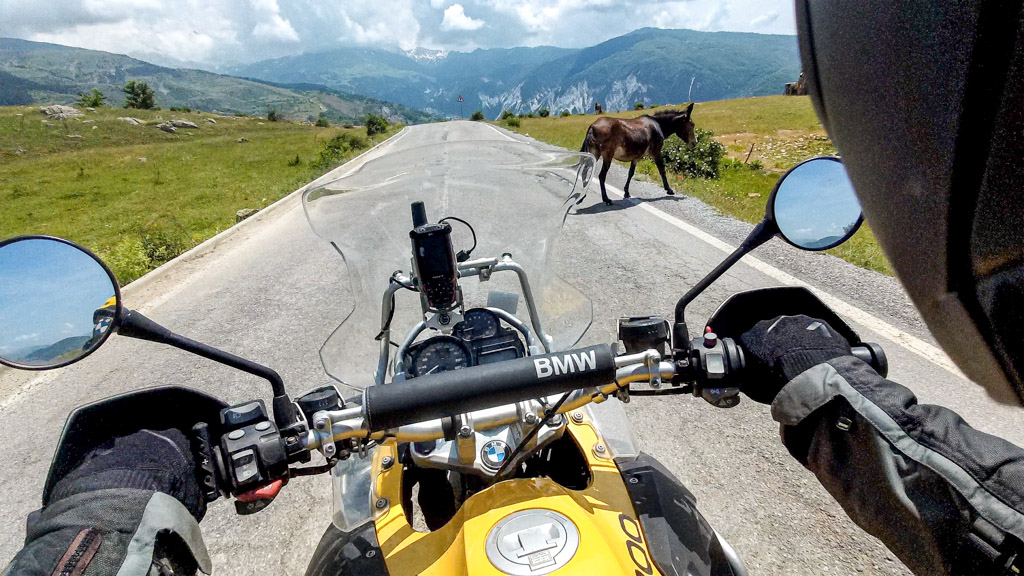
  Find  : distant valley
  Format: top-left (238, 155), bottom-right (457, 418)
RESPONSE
top-left (231, 28), bottom-right (801, 118)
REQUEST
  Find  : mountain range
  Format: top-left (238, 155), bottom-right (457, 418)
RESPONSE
top-left (230, 28), bottom-right (800, 118)
top-left (1, 28), bottom-right (800, 122)
top-left (0, 38), bottom-right (436, 124)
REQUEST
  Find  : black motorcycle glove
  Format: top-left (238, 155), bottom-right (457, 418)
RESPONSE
top-left (739, 314), bottom-right (852, 404)
top-left (49, 428), bottom-right (207, 522)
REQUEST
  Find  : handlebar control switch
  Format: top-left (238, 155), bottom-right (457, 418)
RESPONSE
top-left (618, 316), bottom-right (670, 355)
top-left (689, 336), bottom-right (745, 408)
top-left (219, 400), bottom-right (289, 508)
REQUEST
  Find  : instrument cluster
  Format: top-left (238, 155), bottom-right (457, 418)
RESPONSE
top-left (404, 308), bottom-right (525, 378)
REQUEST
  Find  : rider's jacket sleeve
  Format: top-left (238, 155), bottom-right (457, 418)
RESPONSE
top-left (3, 489), bottom-right (210, 576)
top-left (771, 356), bottom-right (1024, 575)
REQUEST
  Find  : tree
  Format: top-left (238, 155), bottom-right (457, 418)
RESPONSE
top-left (267, 108), bottom-right (281, 122)
top-left (634, 102), bottom-right (645, 110)
top-left (366, 113), bottom-right (389, 136)
top-left (77, 88), bottom-right (106, 108)
top-left (123, 81), bottom-right (156, 109)
top-left (470, 110), bottom-right (485, 121)
top-left (538, 108), bottom-right (550, 118)
top-left (315, 117), bottom-right (331, 127)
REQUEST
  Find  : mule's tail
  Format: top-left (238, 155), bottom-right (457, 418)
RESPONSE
top-left (580, 127), bottom-right (595, 154)
top-left (576, 127), bottom-right (596, 185)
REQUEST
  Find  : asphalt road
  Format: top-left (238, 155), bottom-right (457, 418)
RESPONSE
top-left (2, 121), bottom-right (1022, 575)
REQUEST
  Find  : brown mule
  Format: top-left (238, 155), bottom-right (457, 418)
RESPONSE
top-left (580, 103), bottom-right (696, 206)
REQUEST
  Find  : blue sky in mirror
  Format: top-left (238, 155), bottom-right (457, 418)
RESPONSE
top-left (0, 240), bottom-right (116, 362)
top-left (773, 159), bottom-right (861, 249)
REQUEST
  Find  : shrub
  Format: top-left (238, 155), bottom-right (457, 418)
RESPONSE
top-left (267, 109), bottom-right (281, 122)
top-left (560, 110), bottom-right (571, 118)
top-left (106, 237), bottom-right (150, 284)
top-left (525, 111), bottom-right (535, 118)
top-left (504, 116), bottom-right (521, 128)
top-left (538, 108), bottom-right (550, 118)
top-left (366, 113), bottom-right (389, 136)
top-left (169, 106), bottom-right (192, 113)
top-left (288, 154), bottom-right (301, 166)
top-left (123, 81), bottom-right (157, 109)
top-left (634, 102), bottom-right (645, 110)
top-left (470, 110), bottom-right (485, 121)
top-left (312, 131), bottom-right (370, 170)
top-left (748, 160), bottom-right (764, 171)
top-left (77, 88), bottom-right (106, 108)
top-left (315, 117), bottom-right (331, 127)
top-left (660, 129), bottom-right (726, 179)
top-left (499, 109), bottom-right (515, 120)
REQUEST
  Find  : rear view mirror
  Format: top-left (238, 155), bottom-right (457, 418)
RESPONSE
top-left (674, 156), bottom-right (864, 328)
top-left (768, 157), bottom-right (862, 251)
top-left (0, 236), bottom-right (121, 369)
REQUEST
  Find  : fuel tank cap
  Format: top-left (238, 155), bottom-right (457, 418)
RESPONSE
top-left (485, 509), bottom-right (579, 575)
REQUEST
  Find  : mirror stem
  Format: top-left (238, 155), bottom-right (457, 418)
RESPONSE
top-left (674, 219), bottom-right (775, 324)
top-left (116, 308), bottom-right (298, 428)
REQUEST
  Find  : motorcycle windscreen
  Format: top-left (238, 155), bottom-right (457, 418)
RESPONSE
top-left (303, 139), bottom-right (595, 390)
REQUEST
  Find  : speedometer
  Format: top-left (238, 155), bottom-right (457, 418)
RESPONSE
top-left (409, 336), bottom-right (472, 378)
top-left (456, 308), bottom-right (500, 340)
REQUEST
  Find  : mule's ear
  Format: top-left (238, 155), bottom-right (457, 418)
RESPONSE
top-left (685, 102), bottom-right (694, 117)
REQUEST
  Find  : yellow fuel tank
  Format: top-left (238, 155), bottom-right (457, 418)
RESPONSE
top-left (373, 420), bottom-right (662, 575)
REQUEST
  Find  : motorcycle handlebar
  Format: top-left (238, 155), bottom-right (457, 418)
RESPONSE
top-left (363, 344), bottom-right (617, 431)
top-left (301, 338), bottom-right (887, 451)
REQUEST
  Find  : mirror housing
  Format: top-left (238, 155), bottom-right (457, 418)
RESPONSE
top-left (0, 235), bottom-right (302, 430)
top-left (767, 157), bottom-right (863, 251)
top-left (0, 235), bottom-right (121, 370)
top-left (672, 156), bottom-right (864, 356)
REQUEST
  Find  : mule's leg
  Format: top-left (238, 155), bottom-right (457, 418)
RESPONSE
top-left (655, 157), bottom-right (675, 195)
top-left (599, 158), bottom-right (613, 205)
top-left (624, 161), bottom-right (636, 198)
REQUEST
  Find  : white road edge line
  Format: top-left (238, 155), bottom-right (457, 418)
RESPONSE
top-left (602, 184), bottom-right (966, 379)
top-left (486, 123), bottom-right (521, 142)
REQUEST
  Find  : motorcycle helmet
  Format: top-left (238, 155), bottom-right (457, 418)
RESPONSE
top-left (795, 0), bottom-right (1024, 404)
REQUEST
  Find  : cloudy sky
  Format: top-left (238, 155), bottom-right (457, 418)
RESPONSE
top-left (0, 0), bottom-right (796, 67)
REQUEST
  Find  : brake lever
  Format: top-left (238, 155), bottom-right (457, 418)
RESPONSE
top-left (235, 478), bottom-right (287, 515)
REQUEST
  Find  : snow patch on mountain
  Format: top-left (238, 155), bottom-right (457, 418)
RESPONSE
top-left (475, 74), bottom-right (651, 116)
top-left (404, 48), bottom-right (449, 62)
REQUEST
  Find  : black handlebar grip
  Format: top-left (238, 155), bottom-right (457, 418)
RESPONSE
top-left (851, 343), bottom-right (888, 378)
top-left (364, 344), bottom-right (617, 432)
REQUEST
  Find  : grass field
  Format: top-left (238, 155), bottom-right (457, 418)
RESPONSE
top-left (0, 106), bottom-right (396, 283)
top-left (506, 96), bottom-right (892, 275)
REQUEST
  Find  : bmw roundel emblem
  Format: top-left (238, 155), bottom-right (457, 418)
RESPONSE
top-left (481, 440), bottom-right (510, 469)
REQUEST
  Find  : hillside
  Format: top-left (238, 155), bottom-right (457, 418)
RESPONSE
top-left (0, 104), bottom-right (399, 283)
top-left (231, 28), bottom-right (800, 118)
top-left (0, 38), bottom-right (436, 124)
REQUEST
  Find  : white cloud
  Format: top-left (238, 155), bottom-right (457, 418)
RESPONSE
top-left (253, 15), bottom-right (299, 41)
top-left (751, 11), bottom-right (780, 28)
top-left (336, 1), bottom-right (422, 51)
top-left (250, 0), bottom-right (298, 41)
top-left (440, 4), bottom-right (484, 31)
top-left (700, 2), bottom-right (729, 30)
top-left (14, 333), bottom-right (39, 342)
